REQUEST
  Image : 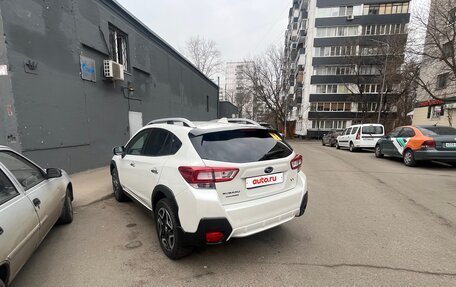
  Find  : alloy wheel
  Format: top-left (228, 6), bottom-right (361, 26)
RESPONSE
top-left (112, 170), bottom-right (120, 193)
top-left (404, 151), bottom-right (413, 165)
top-left (157, 207), bottom-right (175, 251)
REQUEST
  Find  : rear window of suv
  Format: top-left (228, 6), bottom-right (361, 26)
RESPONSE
top-left (418, 126), bottom-right (456, 136)
top-left (190, 129), bottom-right (293, 163)
top-left (362, 126), bottom-right (383, 134)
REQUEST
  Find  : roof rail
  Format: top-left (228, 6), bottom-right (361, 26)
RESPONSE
top-left (147, 118), bottom-right (196, 128)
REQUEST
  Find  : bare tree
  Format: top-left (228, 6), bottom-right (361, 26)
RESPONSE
top-left (408, 0), bottom-right (456, 101)
top-left (338, 36), bottom-right (418, 129)
top-left (183, 35), bottom-right (222, 78)
top-left (243, 45), bottom-right (287, 129)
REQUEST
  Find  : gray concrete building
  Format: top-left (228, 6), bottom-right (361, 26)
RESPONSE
top-left (284, 0), bottom-right (411, 137)
top-left (0, 0), bottom-right (218, 173)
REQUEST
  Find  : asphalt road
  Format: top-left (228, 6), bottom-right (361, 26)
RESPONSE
top-left (13, 141), bottom-right (456, 286)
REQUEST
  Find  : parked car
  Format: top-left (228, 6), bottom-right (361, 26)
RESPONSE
top-left (322, 130), bottom-right (342, 147)
top-left (111, 118), bottom-right (308, 259)
top-left (336, 124), bottom-right (385, 152)
top-left (375, 125), bottom-right (456, 167)
top-left (0, 146), bottom-right (73, 287)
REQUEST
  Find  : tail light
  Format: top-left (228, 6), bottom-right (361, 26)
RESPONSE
top-left (356, 132), bottom-right (361, 140)
top-left (421, 140), bottom-right (436, 150)
top-left (178, 166), bottom-right (239, 189)
top-left (290, 154), bottom-right (303, 171)
top-left (205, 231), bottom-right (224, 243)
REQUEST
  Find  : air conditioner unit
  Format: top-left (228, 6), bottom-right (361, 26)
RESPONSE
top-left (103, 60), bottom-right (124, 81)
top-left (347, 15), bottom-right (355, 21)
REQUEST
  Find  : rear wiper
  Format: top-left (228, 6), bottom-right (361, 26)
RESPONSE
top-left (260, 150), bottom-right (283, 160)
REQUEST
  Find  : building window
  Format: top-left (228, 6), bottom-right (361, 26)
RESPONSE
top-left (364, 2), bottom-right (409, 15)
top-left (316, 26), bottom-right (359, 38)
top-left (109, 24), bottom-right (129, 71)
top-left (436, 73), bottom-right (449, 89)
top-left (315, 46), bottom-right (357, 57)
top-left (358, 102), bottom-right (378, 112)
top-left (362, 24), bottom-right (407, 36)
top-left (311, 102), bottom-right (352, 112)
top-left (443, 41), bottom-right (453, 58)
top-left (427, 106), bottom-right (445, 119)
top-left (317, 6), bottom-right (358, 18)
top-left (311, 120), bottom-right (347, 130)
top-left (450, 8), bottom-right (456, 24)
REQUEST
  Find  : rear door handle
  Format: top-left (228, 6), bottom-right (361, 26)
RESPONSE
top-left (130, 162), bottom-right (135, 167)
top-left (33, 198), bottom-right (41, 209)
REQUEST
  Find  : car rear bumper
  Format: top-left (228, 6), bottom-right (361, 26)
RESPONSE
top-left (176, 172), bottom-right (308, 246)
top-left (414, 150), bottom-right (456, 162)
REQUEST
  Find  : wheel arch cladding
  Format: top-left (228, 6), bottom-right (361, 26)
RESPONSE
top-left (67, 182), bottom-right (74, 201)
top-left (110, 161), bottom-right (116, 174)
top-left (403, 147), bottom-right (412, 156)
top-left (152, 185), bottom-right (178, 212)
top-left (0, 263), bottom-right (9, 285)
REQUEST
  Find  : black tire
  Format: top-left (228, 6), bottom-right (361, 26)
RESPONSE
top-left (375, 145), bottom-right (384, 158)
top-left (336, 142), bottom-right (340, 149)
top-left (57, 187), bottom-right (73, 224)
top-left (349, 142), bottom-right (356, 152)
top-left (0, 279), bottom-right (5, 287)
top-left (322, 140), bottom-right (326, 146)
top-left (330, 140), bottom-right (335, 147)
top-left (403, 149), bottom-right (417, 167)
top-left (112, 167), bottom-right (129, 202)
top-left (155, 199), bottom-right (192, 260)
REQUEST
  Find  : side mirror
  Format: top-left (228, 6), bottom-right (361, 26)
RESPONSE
top-left (113, 146), bottom-right (125, 156)
top-left (46, 168), bottom-right (62, 178)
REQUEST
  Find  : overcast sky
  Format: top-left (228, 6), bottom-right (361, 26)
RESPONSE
top-left (116, 0), bottom-right (430, 75)
top-left (116, 0), bottom-right (290, 62)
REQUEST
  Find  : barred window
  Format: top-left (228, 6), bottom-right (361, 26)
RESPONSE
top-left (109, 24), bottom-right (129, 71)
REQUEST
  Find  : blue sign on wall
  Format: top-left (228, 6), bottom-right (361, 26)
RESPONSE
top-left (80, 55), bottom-right (96, 82)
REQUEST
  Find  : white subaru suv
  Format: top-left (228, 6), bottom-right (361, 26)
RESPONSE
top-left (110, 118), bottom-right (308, 259)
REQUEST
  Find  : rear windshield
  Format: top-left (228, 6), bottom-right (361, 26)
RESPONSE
top-left (418, 126), bottom-right (456, 136)
top-left (190, 129), bottom-right (293, 163)
top-left (362, 126), bottom-right (383, 134)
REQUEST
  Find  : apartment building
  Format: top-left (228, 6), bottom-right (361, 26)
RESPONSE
top-left (284, 0), bottom-right (411, 137)
top-left (224, 61), bottom-right (265, 119)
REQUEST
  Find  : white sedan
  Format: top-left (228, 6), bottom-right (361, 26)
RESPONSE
top-left (0, 146), bottom-right (73, 287)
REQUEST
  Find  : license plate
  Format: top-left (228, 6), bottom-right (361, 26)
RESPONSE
top-left (246, 173), bottom-right (284, 189)
top-left (444, 143), bottom-right (456, 148)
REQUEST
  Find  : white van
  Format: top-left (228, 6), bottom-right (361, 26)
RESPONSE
top-left (336, 124), bottom-right (385, 152)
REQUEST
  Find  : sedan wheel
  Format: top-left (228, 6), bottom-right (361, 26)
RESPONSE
top-left (349, 142), bottom-right (356, 152)
top-left (375, 145), bottom-right (384, 158)
top-left (57, 187), bottom-right (73, 224)
top-left (403, 150), bottom-right (417, 167)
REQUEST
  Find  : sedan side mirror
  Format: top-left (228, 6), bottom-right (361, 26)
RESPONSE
top-left (113, 146), bottom-right (125, 156)
top-left (46, 168), bottom-right (62, 178)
